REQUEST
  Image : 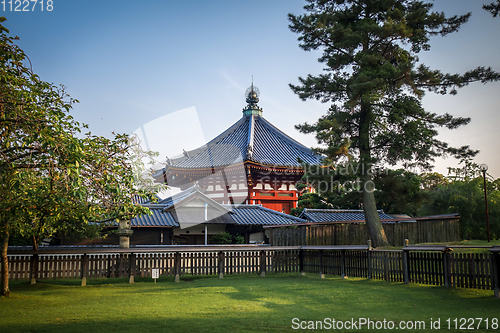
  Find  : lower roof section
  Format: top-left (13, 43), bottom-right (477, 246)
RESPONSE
top-left (299, 209), bottom-right (396, 223)
top-left (130, 186), bottom-right (307, 227)
top-left (130, 204), bottom-right (307, 227)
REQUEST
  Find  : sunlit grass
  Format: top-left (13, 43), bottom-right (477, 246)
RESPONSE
top-left (0, 273), bottom-right (498, 332)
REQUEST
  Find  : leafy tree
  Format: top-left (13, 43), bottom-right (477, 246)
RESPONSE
top-left (419, 177), bottom-right (499, 240)
top-left (373, 169), bottom-right (427, 216)
top-left (0, 18), bottom-right (164, 296)
top-left (484, 1), bottom-right (500, 17)
top-left (288, 0), bottom-right (499, 246)
top-left (290, 192), bottom-right (333, 216)
top-left (420, 172), bottom-right (449, 190)
top-left (11, 134), bottom-right (162, 250)
top-left (294, 166), bottom-right (426, 217)
top-left (294, 162), bottom-right (365, 212)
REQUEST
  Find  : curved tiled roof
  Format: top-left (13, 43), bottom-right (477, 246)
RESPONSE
top-left (161, 114), bottom-right (322, 170)
top-left (130, 206), bottom-right (178, 227)
top-left (251, 117), bottom-right (320, 167)
top-left (130, 188), bottom-right (306, 227)
top-left (299, 209), bottom-right (395, 223)
top-left (223, 204), bottom-right (307, 226)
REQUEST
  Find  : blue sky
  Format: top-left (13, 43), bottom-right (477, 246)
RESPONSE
top-left (2, 0), bottom-right (500, 178)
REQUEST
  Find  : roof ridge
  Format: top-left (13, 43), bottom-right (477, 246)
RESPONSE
top-left (222, 204), bottom-right (263, 208)
top-left (246, 114), bottom-right (255, 160)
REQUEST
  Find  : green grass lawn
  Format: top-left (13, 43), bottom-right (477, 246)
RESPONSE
top-left (0, 273), bottom-right (498, 332)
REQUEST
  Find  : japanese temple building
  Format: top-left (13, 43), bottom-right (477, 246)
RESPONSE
top-left (155, 84), bottom-right (322, 214)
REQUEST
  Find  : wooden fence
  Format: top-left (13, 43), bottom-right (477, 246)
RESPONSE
top-left (266, 218), bottom-right (460, 247)
top-left (3, 245), bottom-right (499, 298)
top-left (4, 246), bottom-right (301, 283)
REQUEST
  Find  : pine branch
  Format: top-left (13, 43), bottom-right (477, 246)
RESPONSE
top-left (484, 1), bottom-right (500, 17)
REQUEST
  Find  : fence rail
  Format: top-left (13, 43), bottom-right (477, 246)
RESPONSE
top-left (3, 245), bottom-right (499, 298)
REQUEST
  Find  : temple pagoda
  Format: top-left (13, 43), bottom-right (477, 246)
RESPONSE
top-left (155, 84), bottom-right (322, 214)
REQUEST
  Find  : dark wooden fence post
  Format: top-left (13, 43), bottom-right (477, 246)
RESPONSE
top-left (129, 253), bottom-right (136, 284)
top-left (402, 249), bottom-right (409, 284)
top-left (299, 249), bottom-right (305, 275)
top-left (384, 252), bottom-right (389, 281)
top-left (218, 251), bottom-right (225, 279)
top-left (174, 252), bottom-right (181, 283)
top-left (489, 249), bottom-right (499, 298)
top-left (443, 250), bottom-right (451, 287)
top-left (30, 254), bottom-right (39, 284)
top-left (319, 250), bottom-right (324, 278)
top-left (341, 250), bottom-right (346, 279)
top-left (367, 248), bottom-right (372, 280)
top-left (259, 250), bottom-right (266, 277)
top-left (81, 254), bottom-right (89, 286)
top-left (118, 254), bottom-right (125, 278)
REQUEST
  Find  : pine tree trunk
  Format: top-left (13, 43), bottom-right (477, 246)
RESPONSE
top-left (359, 102), bottom-right (388, 248)
top-left (362, 173), bottom-right (388, 247)
top-left (1, 220), bottom-right (10, 297)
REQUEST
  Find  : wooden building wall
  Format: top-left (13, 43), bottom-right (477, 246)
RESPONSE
top-left (266, 218), bottom-right (460, 247)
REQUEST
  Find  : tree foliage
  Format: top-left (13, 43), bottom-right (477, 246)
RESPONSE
top-left (288, 0), bottom-right (499, 246)
top-left (484, 0), bottom-right (500, 17)
top-left (0, 17), bottom-right (165, 296)
top-left (210, 232), bottom-right (244, 245)
top-left (420, 176), bottom-right (500, 240)
top-left (373, 169), bottom-right (428, 216)
top-left (290, 192), bottom-right (333, 217)
top-left (420, 172), bottom-right (449, 190)
top-left (293, 165), bottom-right (500, 241)
top-left (293, 166), bottom-right (427, 217)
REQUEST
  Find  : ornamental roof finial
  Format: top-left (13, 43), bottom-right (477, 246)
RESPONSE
top-left (243, 77), bottom-right (263, 116)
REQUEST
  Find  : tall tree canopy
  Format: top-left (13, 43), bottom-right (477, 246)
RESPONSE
top-left (0, 17), bottom-right (164, 296)
top-left (288, 0), bottom-right (500, 246)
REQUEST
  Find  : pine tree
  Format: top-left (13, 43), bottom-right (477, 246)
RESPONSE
top-left (484, 1), bottom-right (500, 17)
top-left (288, 0), bottom-right (500, 246)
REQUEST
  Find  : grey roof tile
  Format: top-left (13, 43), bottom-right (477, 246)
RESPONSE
top-left (299, 209), bottom-right (395, 223)
top-left (224, 204), bottom-right (306, 226)
top-left (160, 115), bottom-right (322, 171)
top-left (131, 188), bottom-right (304, 227)
top-left (130, 207), bottom-right (178, 227)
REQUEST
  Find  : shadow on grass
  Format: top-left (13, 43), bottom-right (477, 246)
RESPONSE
top-left (0, 314), bottom-right (293, 333)
top-left (2, 273), bottom-right (499, 333)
